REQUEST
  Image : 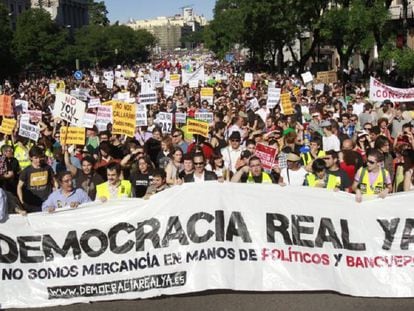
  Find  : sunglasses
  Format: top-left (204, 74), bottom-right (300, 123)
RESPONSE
top-left (367, 160), bottom-right (376, 165)
top-left (230, 139), bottom-right (240, 142)
top-left (194, 162), bottom-right (204, 166)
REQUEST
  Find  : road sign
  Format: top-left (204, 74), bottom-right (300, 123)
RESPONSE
top-left (74, 71), bottom-right (83, 80)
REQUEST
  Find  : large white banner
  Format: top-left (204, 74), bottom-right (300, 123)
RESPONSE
top-left (369, 77), bottom-right (414, 102)
top-left (1, 183), bottom-right (414, 308)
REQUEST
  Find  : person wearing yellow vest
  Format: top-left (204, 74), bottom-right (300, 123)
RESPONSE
top-left (14, 139), bottom-right (31, 170)
top-left (301, 137), bottom-right (326, 171)
top-left (352, 149), bottom-right (392, 203)
top-left (231, 156), bottom-right (276, 184)
top-left (96, 163), bottom-right (132, 202)
top-left (303, 158), bottom-right (341, 191)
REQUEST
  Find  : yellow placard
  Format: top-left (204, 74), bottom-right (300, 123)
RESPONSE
top-left (316, 71), bottom-right (337, 84)
top-left (170, 74), bottom-right (180, 86)
top-left (56, 80), bottom-right (66, 93)
top-left (243, 81), bottom-right (252, 88)
top-left (60, 127), bottom-right (85, 145)
top-left (200, 87), bottom-right (214, 97)
top-left (186, 118), bottom-right (209, 138)
top-left (280, 93), bottom-right (295, 115)
top-left (112, 102), bottom-right (136, 137)
top-left (293, 87), bottom-right (300, 97)
top-left (0, 118), bottom-right (16, 135)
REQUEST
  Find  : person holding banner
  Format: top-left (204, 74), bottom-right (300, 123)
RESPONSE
top-left (303, 158), bottom-right (341, 191)
top-left (41, 171), bottom-right (91, 212)
top-left (352, 149), bottom-right (392, 202)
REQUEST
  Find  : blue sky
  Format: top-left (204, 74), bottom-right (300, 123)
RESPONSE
top-left (105, 0), bottom-right (216, 24)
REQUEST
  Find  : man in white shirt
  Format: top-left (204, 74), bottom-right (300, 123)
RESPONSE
top-left (279, 153), bottom-right (307, 186)
top-left (352, 96), bottom-right (365, 116)
top-left (321, 120), bottom-right (340, 152)
top-left (221, 131), bottom-right (244, 175)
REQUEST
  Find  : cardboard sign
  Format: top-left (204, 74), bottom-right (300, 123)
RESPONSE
top-left (255, 143), bottom-right (278, 171)
top-left (292, 87), bottom-right (300, 97)
top-left (0, 118), bottom-right (16, 135)
top-left (316, 71), bottom-right (337, 84)
top-left (60, 127), bottom-right (86, 145)
top-left (280, 93), bottom-right (295, 115)
top-left (195, 112), bottom-right (214, 125)
top-left (112, 102), bottom-right (136, 137)
top-left (0, 95), bottom-right (12, 116)
top-left (157, 112), bottom-right (173, 134)
top-left (163, 84), bottom-right (175, 98)
top-left (136, 105), bottom-right (147, 127)
top-left (96, 105), bottom-right (113, 132)
top-left (18, 122), bottom-right (40, 141)
top-left (186, 118), bottom-right (209, 138)
top-left (200, 87), bottom-right (214, 106)
top-left (301, 72), bottom-right (313, 84)
top-left (267, 87), bottom-right (281, 109)
top-left (139, 91), bottom-right (158, 105)
top-left (28, 110), bottom-right (42, 123)
top-left (53, 93), bottom-right (86, 127)
top-left (175, 112), bottom-right (187, 124)
top-left (169, 74), bottom-right (181, 87)
top-left (82, 113), bottom-right (96, 129)
top-left (88, 98), bottom-right (101, 109)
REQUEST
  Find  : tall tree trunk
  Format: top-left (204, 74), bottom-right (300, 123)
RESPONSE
top-left (277, 45), bottom-right (284, 73)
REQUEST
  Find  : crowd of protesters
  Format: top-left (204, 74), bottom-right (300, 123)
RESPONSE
top-left (0, 56), bottom-right (414, 221)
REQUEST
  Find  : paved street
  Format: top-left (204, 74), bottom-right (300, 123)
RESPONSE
top-left (8, 291), bottom-right (414, 311)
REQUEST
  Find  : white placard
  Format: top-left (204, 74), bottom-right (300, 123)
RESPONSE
top-left (301, 71), bottom-right (314, 84)
top-left (82, 113), bottom-right (96, 129)
top-left (267, 87), bottom-right (281, 108)
top-left (164, 84), bottom-right (175, 98)
top-left (175, 112), bottom-right (187, 124)
top-left (53, 93), bottom-right (86, 127)
top-left (139, 92), bottom-right (158, 105)
top-left (157, 112), bottom-right (173, 134)
top-left (18, 122), bottom-right (40, 141)
top-left (195, 112), bottom-right (214, 125)
top-left (88, 98), bottom-right (101, 109)
top-left (96, 105), bottom-right (113, 132)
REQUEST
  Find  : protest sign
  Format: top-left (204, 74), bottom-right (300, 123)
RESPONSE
top-left (96, 105), bottom-right (113, 132)
top-left (182, 65), bottom-right (205, 86)
top-left (15, 99), bottom-right (29, 113)
top-left (88, 98), bottom-right (101, 109)
top-left (112, 102), bottom-right (136, 137)
top-left (20, 114), bottom-right (30, 124)
top-left (186, 118), bottom-right (209, 137)
top-left (2, 183), bottom-right (413, 309)
top-left (53, 93), bottom-right (86, 127)
top-left (292, 87), bottom-right (300, 98)
top-left (82, 113), bottom-right (96, 129)
top-left (56, 81), bottom-right (65, 93)
top-left (369, 77), bottom-right (414, 102)
top-left (169, 74), bottom-right (181, 87)
top-left (301, 72), bottom-right (313, 84)
top-left (18, 122), bottom-right (40, 141)
top-left (104, 79), bottom-right (114, 89)
top-left (0, 118), bottom-right (16, 135)
top-left (136, 105), bottom-right (147, 127)
top-left (316, 70), bottom-right (337, 84)
top-left (49, 83), bottom-right (57, 94)
top-left (0, 95), bottom-right (12, 116)
top-left (28, 110), bottom-right (42, 123)
top-left (195, 112), bottom-right (214, 125)
top-left (200, 88), bottom-right (214, 106)
top-left (280, 93), bottom-right (295, 115)
top-left (267, 87), bottom-right (281, 108)
top-left (314, 83), bottom-right (325, 93)
top-left (60, 127), bottom-right (86, 145)
top-left (255, 143), bottom-right (278, 170)
top-left (175, 112), bottom-right (187, 124)
top-left (157, 112), bottom-right (173, 134)
top-left (243, 73), bottom-right (253, 88)
top-left (163, 84), bottom-right (175, 98)
top-left (103, 71), bottom-right (114, 81)
top-left (139, 92), bottom-right (158, 105)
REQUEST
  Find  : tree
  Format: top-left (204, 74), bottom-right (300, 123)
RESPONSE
top-left (0, 3), bottom-right (14, 79)
top-left (88, 0), bottom-right (110, 26)
top-left (12, 8), bottom-right (69, 71)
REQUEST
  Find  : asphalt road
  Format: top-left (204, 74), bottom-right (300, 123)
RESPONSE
top-left (7, 291), bottom-right (414, 311)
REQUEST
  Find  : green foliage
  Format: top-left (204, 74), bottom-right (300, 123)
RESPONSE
top-left (0, 3), bottom-right (14, 78)
top-left (67, 24), bottom-right (156, 67)
top-left (12, 8), bottom-right (68, 71)
top-left (380, 45), bottom-right (414, 77)
top-left (87, 0), bottom-right (110, 26)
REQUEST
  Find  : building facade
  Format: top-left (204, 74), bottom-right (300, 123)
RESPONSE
top-left (30, 0), bottom-right (88, 28)
top-left (126, 7), bottom-right (207, 52)
top-left (1, 0), bottom-right (30, 29)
